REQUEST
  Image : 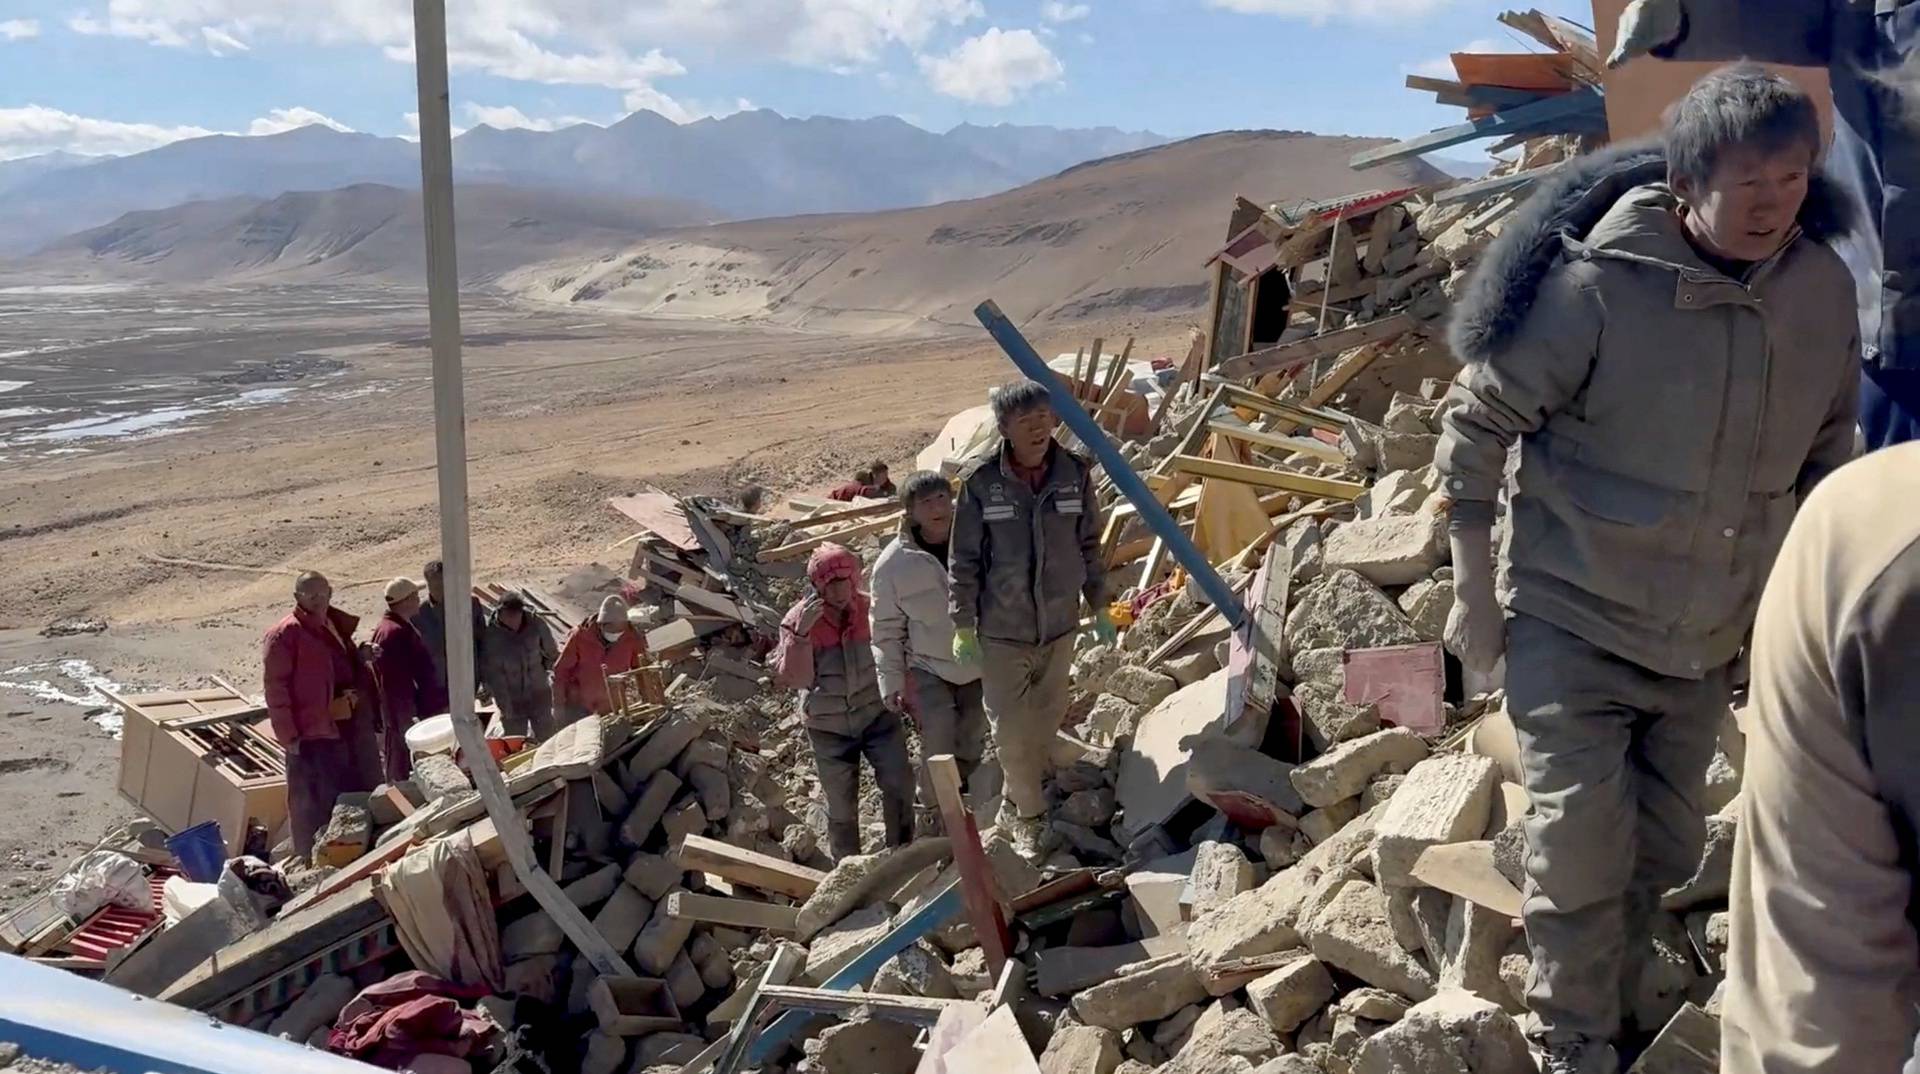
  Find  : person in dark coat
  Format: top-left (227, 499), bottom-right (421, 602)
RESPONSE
top-left (417, 558), bottom-right (487, 696)
top-left (480, 591), bottom-right (558, 739)
top-left (368, 577), bottom-right (447, 781)
top-left (262, 571), bottom-right (381, 860)
top-left (1609, 0), bottom-right (1920, 447)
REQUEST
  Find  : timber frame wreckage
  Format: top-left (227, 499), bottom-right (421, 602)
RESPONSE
top-left (1, 11), bottom-right (1729, 1074)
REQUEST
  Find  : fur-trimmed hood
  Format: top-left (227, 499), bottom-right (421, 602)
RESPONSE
top-left (1447, 140), bottom-right (1856, 365)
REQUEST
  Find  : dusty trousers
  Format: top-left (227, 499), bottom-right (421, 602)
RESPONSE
top-left (911, 673), bottom-right (989, 829)
top-left (286, 722), bottom-right (379, 861)
top-left (807, 707), bottom-right (916, 860)
top-left (979, 635), bottom-right (1075, 819)
top-left (1505, 612), bottom-right (1730, 1045)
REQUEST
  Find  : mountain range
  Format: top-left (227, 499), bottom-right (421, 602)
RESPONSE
top-left (0, 113), bottom-right (1167, 254)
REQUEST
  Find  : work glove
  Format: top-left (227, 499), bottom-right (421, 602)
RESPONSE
top-left (1444, 517), bottom-right (1507, 677)
top-left (1091, 610), bottom-right (1119, 647)
top-left (795, 593), bottom-right (826, 634)
top-left (1606, 0), bottom-right (1684, 68)
top-left (952, 627), bottom-right (981, 666)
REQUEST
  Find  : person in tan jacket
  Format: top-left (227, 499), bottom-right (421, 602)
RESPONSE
top-left (1724, 442), bottom-right (1920, 1073)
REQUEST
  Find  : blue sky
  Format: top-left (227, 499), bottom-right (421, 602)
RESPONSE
top-left (0, 0), bottom-right (1595, 160)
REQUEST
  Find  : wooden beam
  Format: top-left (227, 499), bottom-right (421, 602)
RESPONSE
top-left (753, 985), bottom-right (969, 1026)
top-left (677, 834), bottom-right (827, 900)
top-left (632, 566), bottom-right (753, 624)
top-left (1217, 386), bottom-right (1351, 434)
top-left (1350, 87), bottom-right (1604, 169)
top-left (665, 891), bottom-right (800, 934)
top-left (1149, 383), bottom-right (1228, 479)
top-left (1243, 543), bottom-right (1291, 720)
top-left (1170, 455), bottom-right (1365, 501)
top-left (703, 943), bottom-right (808, 1074)
top-left (760, 512), bottom-right (903, 561)
top-left (1208, 421), bottom-right (1346, 464)
top-left (927, 755), bottom-right (1012, 978)
top-left (1214, 313), bottom-right (1414, 380)
top-left (788, 498), bottom-right (901, 528)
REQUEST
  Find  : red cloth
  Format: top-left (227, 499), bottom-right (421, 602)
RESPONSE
top-left (1009, 455), bottom-right (1049, 492)
top-left (262, 606), bottom-right (370, 746)
top-left (827, 480), bottom-right (867, 502)
top-left (773, 545), bottom-right (872, 689)
top-left (370, 612), bottom-right (447, 780)
top-left (552, 621), bottom-right (647, 716)
top-left (328, 971), bottom-right (493, 1069)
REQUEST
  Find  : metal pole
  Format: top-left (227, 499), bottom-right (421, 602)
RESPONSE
top-left (411, 0), bottom-right (633, 976)
top-left (973, 301), bottom-right (1247, 629)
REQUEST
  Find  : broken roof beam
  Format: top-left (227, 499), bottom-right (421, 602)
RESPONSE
top-left (1402, 75), bottom-right (1559, 111)
top-left (676, 835), bottom-right (827, 900)
top-left (1213, 312), bottom-right (1415, 381)
top-left (1350, 86), bottom-right (1605, 170)
top-left (1169, 455), bottom-right (1366, 502)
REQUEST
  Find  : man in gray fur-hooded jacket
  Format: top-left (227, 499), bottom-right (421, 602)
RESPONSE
top-left (1434, 66), bottom-right (1858, 1073)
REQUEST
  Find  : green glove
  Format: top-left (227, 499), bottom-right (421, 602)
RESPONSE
top-left (1092, 610), bottom-right (1119, 647)
top-left (952, 627), bottom-right (981, 666)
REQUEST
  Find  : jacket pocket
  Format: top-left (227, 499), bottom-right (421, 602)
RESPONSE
top-left (1519, 439), bottom-right (1695, 623)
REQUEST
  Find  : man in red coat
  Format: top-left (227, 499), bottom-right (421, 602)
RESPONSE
top-left (263, 571), bottom-right (381, 860)
top-left (368, 578), bottom-right (448, 782)
top-left (551, 596), bottom-right (647, 727)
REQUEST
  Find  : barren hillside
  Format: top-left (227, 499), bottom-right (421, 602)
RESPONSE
top-left (505, 130), bottom-right (1447, 334)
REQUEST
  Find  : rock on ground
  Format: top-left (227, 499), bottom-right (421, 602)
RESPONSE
top-left (1070, 956), bottom-right (1209, 1030)
top-left (1040, 1025), bottom-right (1123, 1074)
top-left (1371, 754), bottom-right (1501, 888)
top-left (1293, 682), bottom-right (1383, 752)
top-left (1286, 570), bottom-right (1422, 653)
top-left (1351, 989), bottom-right (1534, 1074)
top-left (872, 942), bottom-right (959, 999)
top-left (1302, 880), bottom-right (1437, 1002)
top-left (1186, 866), bottom-right (1318, 969)
top-left (1398, 578), bottom-right (1454, 643)
top-left (1323, 514), bottom-right (1447, 588)
top-left (1290, 728), bottom-right (1429, 810)
top-left (1159, 1006), bottom-right (1284, 1074)
top-left (1107, 666), bottom-right (1180, 708)
top-left (1246, 955), bottom-right (1337, 1034)
top-left (805, 1013), bottom-right (921, 1074)
top-left (1189, 841), bottom-right (1257, 919)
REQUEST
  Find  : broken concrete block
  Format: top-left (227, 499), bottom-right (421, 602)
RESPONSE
top-left (795, 839), bottom-right (951, 941)
top-left (1056, 820), bottom-right (1124, 862)
top-left (684, 764), bottom-right (731, 822)
top-left (592, 771), bottom-right (631, 819)
top-left (1186, 737), bottom-right (1303, 830)
top-left (1160, 1006), bottom-right (1284, 1074)
top-left (501, 909), bottom-right (567, 962)
top-left (1108, 665), bottom-right (1180, 708)
top-left (1286, 570), bottom-right (1422, 654)
top-left (625, 712), bottom-right (709, 784)
top-left (1702, 747), bottom-right (1741, 817)
top-left (1165, 647), bottom-right (1224, 687)
top-left (1371, 754), bottom-right (1501, 888)
top-left (1323, 514), bottom-right (1446, 588)
top-left (1260, 826), bottom-right (1306, 870)
top-left (872, 941), bottom-right (959, 999)
top-left (565, 864), bottom-right (624, 911)
top-left (1152, 1003), bottom-right (1205, 1052)
top-left (1190, 841), bottom-right (1256, 919)
top-left (1686, 910), bottom-right (1729, 976)
top-left (266, 972), bottom-right (354, 1040)
top-left (1359, 468), bottom-right (1431, 518)
top-left (1351, 989), bottom-right (1533, 1074)
top-left (1300, 798), bottom-right (1363, 845)
top-left (1252, 1059), bottom-right (1324, 1074)
top-left (1439, 897), bottom-right (1519, 1012)
top-left (1663, 814), bottom-right (1736, 911)
top-left (661, 797), bottom-right (707, 845)
top-left (807, 1014), bottom-right (922, 1074)
top-left (688, 931), bottom-right (733, 991)
top-left (803, 904), bottom-right (894, 984)
top-left (1070, 955), bottom-right (1209, 1029)
top-left (665, 950), bottom-right (704, 1012)
top-left (1186, 865), bottom-right (1318, 969)
top-left (1397, 578), bottom-right (1454, 643)
top-left (412, 753), bottom-right (471, 801)
top-left (631, 893), bottom-right (695, 976)
top-left (591, 885), bottom-right (655, 951)
top-left (1040, 1025), bottom-right (1123, 1074)
top-left (1387, 883), bottom-right (1427, 955)
top-left (501, 953), bottom-right (563, 1004)
top-left (623, 852), bottom-right (683, 901)
top-left (1490, 823), bottom-right (1526, 892)
top-left (620, 771), bottom-right (683, 849)
top-left (1290, 728), bottom-right (1430, 810)
top-left (581, 1029), bottom-right (628, 1074)
top-left (673, 736), bottom-right (729, 776)
top-left (1082, 694), bottom-right (1142, 743)
top-left (1294, 682), bottom-right (1383, 752)
top-left (1302, 881), bottom-right (1437, 1001)
top-left (1289, 647), bottom-right (1344, 691)
top-left (1340, 988), bottom-right (1412, 1023)
top-left (1060, 787), bottom-right (1118, 829)
top-left (1499, 948), bottom-right (1530, 1014)
top-left (1631, 1003), bottom-right (1721, 1074)
top-left (1245, 956), bottom-right (1337, 1034)
top-left (1364, 773), bottom-right (1407, 811)
top-left (948, 947), bottom-right (992, 997)
top-left (312, 803), bottom-right (372, 868)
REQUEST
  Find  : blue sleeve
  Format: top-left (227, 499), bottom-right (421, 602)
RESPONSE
top-left (1657, 1), bottom-right (1832, 66)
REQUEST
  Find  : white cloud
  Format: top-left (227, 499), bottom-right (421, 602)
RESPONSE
top-left (0, 104), bottom-right (356, 160)
top-left (1401, 35), bottom-right (1529, 79)
top-left (1040, 1), bottom-right (1089, 23)
top-left (0, 18), bottom-right (40, 40)
top-left (200, 25), bottom-right (248, 54)
top-left (1206, 0), bottom-right (1453, 22)
top-left (918, 27), bottom-right (1063, 106)
top-left (462, 103), bottom-right (599, 131)
top-left (246, 107), bottom-right (353, 136)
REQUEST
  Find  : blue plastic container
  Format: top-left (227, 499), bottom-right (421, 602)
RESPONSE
top-left (165, 821), bottom-right (226, 883)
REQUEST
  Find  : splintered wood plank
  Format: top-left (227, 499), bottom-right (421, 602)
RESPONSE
top-left (665, 891), bottom-right (800, 934)
top-left (1244, 543), bottom-right (1291, 720)
top-left (928, 754), bottom-right (1012, 978)
top-left (760, 512), bottom-right (903, 561)
top-left (1214, 313), bottom-right (1414, 380)
top-left (677, 834), bottom-right (827, 899)
top-left (608, 493), bottom-right (700, 551)
top-left (1408, 841), bottom-right (1522, 919)
top-left (1169, 455), bottom-right (1365, 502)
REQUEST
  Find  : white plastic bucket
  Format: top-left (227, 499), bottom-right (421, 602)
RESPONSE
top-left (405, 714), bottom-right (457, 759)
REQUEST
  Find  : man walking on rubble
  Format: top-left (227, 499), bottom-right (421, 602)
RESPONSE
top-left (551, 596), bottom-right (647, 727)
top-left (773, 542), bottom-right (916, 859)
top-left (1436, 67), bottom-right (1859, 1073)
top-left (870, 471), bottom-right (987, 829)
top-left (950, 380), bottom-right (1115, 858)
top-left (368, 577), bottom-right (447, 781)
top-left (262, 571), bottom-right (382, 861)
top-left (481, 591), bottom-right (559, 740)
top-left (417, 559), bottom-right (487, 698)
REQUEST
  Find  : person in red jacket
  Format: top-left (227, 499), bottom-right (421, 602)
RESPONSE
top-left (262, 571), bottom-right (381, 860)
top-left (368, 577), bottom-right (448, 782)
top-left (552, 596), bottom-right (647, 727)
top-left (827, 467), bottom-right (876, 503)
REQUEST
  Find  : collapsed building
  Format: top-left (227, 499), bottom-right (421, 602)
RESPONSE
top-left (0, 12), bottom-right (1731, 1074)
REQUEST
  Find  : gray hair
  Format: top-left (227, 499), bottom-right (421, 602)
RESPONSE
top-left (1667, 64), bottom-right (1821, 189)
top-left (990, 380), bottom-right (1053, 430)
top-left (898, 470), bottom-right (951, 508)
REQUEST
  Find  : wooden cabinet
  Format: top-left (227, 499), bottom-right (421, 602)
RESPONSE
top-left (112, 686), bottom-right (288, 855)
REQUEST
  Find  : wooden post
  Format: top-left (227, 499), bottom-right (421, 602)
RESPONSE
top-left (410, 0), bottom-right (633, 977)
top-left (926, 755), bottom-right (1012, 977)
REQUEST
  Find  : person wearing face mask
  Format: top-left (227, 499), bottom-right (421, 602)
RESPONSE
top-left (870, 471), bottom-right (987, 829)
top-left (1434, 66), bottom-right (1859, 1074)
top-left (263, 570), bottom-right (382, 861)
top-left (551, 595), bottom-right (648, 728)
top-left (773, 543), bottom-right (916, 860)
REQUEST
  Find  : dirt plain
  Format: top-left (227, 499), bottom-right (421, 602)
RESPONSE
top-left (0, 279), bottom-right (1190, 907)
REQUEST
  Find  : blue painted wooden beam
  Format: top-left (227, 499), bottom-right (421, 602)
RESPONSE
top-left (973, 300), bottom-right (1248, 630)
top-left (1350, 86), bottom-right (1605, 169)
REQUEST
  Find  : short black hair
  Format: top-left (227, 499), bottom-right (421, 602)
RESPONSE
top-left (990, 380), bottom-right (1053, 430)
top-left (1667, 63), bottom-right (1821, 189)
top-left (498, 590), bottom-right (527, 612)
top-left (869, 460), bottom-right (890, 474)
top-left (423, 559), bottom-right (444, 579)
top-left (899, 470), bottom-right (951, 509)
